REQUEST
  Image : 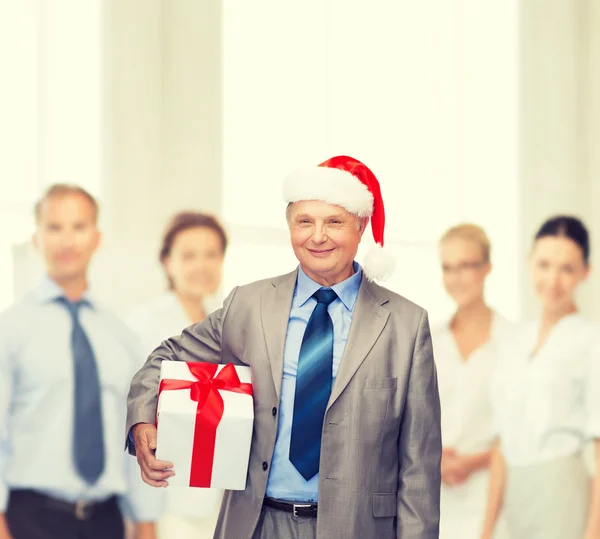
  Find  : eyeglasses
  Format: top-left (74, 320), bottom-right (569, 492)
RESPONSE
top-left (441, 261), bottom-right (487, 274)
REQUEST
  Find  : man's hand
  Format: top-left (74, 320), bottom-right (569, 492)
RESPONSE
top-left (441, 447), bottom-right (472, 486)
top-left (133, 423), bottom-right (175, 487)
top-left (135, 522), bottom-right (157, 539)
top-left (0, 514), bottom-right (13, 539)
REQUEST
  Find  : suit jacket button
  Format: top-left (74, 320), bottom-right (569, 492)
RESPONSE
top-left (272, 407), bottom-right (277, 417)
top-left (262, 461), bottom-right (269, 471)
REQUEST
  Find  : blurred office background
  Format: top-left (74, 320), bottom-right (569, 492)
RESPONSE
top-left (0, 0), bottom-right (598, 326)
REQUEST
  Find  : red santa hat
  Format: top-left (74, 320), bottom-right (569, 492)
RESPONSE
top-left (283, 155), bottom-right (395, 281)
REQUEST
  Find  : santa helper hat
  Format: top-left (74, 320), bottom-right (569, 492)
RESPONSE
top-left (283, 155), bottom-right (395, 281)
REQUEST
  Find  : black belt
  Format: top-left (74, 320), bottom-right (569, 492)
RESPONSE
top-left (9, 489), bottom-right (118, 521)
top-left (264, 497), bottom-right (318, 518)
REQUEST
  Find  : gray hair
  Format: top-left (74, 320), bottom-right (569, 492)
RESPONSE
top-left (35, 183), bottom-right (99, 223)
top-left (285, 202), bottom-right (366, 231)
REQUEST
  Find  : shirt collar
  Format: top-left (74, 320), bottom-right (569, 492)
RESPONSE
top-left (296, 262), bottom-right (363, 311)
top-left (34, 274), bottom-right (95, 307)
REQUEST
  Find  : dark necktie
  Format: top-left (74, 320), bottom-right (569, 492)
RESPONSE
top-left (289, 288), bottom-right (337, 480)
top-left (58, 297), bottom-right (105, 485)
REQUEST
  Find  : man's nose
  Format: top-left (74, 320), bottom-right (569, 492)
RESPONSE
top-left (311, 224), bottom-right (327, 244)
top-left (59, 232), bottom-right (76, 248)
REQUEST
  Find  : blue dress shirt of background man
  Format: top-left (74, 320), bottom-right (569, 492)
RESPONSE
top-left (127, 156), bottom-right (442, 539)
top-left (0, 185), bottom-right (160, 539)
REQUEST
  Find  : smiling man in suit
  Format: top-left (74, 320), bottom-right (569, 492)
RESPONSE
top-left (126, 155), bottom-right (442, 539)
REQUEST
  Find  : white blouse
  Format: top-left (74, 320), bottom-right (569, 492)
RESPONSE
top-left (433, 314), bottom-right (513, 508)
top-left (491, 313), bottom-right (600, 467)
top-left (433, 313), bottom-right (513, 539)
top-left (433, 313), bottom-right (513, 458)
top-left (128, 292), bottom-right (221, 357)
top-left (127, 292), bottom-right (224, 519)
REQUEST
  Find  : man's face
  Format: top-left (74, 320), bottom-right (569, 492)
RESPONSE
top-left (288, 200), bottom-right (367, 285)
top-left (33, 194), bottom-right (101, 282)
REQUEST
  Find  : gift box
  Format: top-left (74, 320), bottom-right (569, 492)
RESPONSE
top-left (155, 362), bottom-right (254, 490)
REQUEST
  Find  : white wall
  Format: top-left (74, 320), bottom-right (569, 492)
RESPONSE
top-left (2, 0), bottom-right (104, 310)
top-left (161, 0), bottom-right (222, 219)
top-left (519, 0), bottom-right (598, 321)
top-left (221, 0), bottom-right (519, 325)
top-left (4, 1), bottom-right (598, 323)
top-left (0, 0), bottom-right (39, 309)
top-left (38, 0), bottom-right (104, 195)
top-left (584, 0), bottom-right (600, 323)
top-left (10, 0), bottom-right (223, 316)
top-left (98, 0), bottom-right (222, 315)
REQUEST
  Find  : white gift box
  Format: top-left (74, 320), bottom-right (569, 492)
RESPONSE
top-left (155, 362), bottom-right (254, 490)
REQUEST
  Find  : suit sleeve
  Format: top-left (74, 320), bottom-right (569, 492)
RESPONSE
top-left (125, 286), bottom-right (239, 448)
top-left (396, 309), bottom-right (442, 539)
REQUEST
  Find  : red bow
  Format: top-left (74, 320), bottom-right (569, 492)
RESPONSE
top-left (158, 363), bottom-right (253, 487)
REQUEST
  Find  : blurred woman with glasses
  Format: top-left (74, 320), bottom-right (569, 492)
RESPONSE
top-left (481, 216), bottom-right (600, 539)
top-left (127, 211), bottom-right (228, 539)
top-left (432, 224), bottom-right (511, 539)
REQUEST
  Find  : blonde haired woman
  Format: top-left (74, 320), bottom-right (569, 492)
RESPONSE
top-left (481, 216), bottom-right (600, 539)
top-left (433, 224), bottom-right (510, 539)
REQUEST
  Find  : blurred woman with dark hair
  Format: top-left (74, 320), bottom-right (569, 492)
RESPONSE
top-left (481, 216), bottom-right (600, 539)
top-left (128, 211), bottom-right (228, 539)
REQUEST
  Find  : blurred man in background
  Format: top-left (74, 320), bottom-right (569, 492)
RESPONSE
top-left (0, 185), bottom-right (160, 539)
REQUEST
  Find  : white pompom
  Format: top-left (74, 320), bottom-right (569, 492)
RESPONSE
top-left (363, 244), bottom-right (396, 281)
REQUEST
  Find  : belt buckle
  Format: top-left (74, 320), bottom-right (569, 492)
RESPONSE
top-left (75, 500), bottom-right (90, 520)
top-left (292, 503), bottom-right (312, 518)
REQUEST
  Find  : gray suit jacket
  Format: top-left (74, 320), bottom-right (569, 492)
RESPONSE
top-left (126, 270), bottom-right (441, 538)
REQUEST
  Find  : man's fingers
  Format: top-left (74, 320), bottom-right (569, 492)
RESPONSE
top-left (133, 423), bottom-right (157, 451)
top-left (136, 424), bottom-right (172, 467)
top-left (142, 450), bottom-right (174, 472)
top-left (136, 440), bottom-right (173, 470)
top-left (138, 455), bottom-right (175, 484)
top-left (144, 428), bottom-right (157, 451)
top-left (133, 423), bottom-right (175, 488)
top-left (143, 466), bottom-right (174, 481)
top-left (138, 449), bottom-right (174, 477)
top-left (141, 472), bottom-right (169, 488)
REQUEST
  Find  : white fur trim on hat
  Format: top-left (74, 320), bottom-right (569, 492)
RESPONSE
top-left (283, 167), bottom-right (374, 217)
top-left (363, 243), bottom-right (396, 281)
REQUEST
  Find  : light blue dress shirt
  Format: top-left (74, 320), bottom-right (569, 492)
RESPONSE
top-left (0, 276), bottom-right (161, 521)
top-left (265, 263), bottom-right (362, 502)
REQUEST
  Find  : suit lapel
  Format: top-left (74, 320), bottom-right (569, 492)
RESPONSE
top-left (260, 270), bottom-right (297, 399)
top-left (327, 278), bottom-right (390, 412)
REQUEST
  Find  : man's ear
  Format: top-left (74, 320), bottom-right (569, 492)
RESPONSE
top-left (359, 217), bottom-right (369, 236)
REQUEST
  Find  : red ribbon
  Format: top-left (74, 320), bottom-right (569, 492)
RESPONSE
top-left (158, 363), bottom-right (253, 487)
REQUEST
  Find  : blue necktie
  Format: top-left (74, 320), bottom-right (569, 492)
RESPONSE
top-left (58, 298), bottom-right (105, 485)
top-left (289, 288), bottom-right (337, 481)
